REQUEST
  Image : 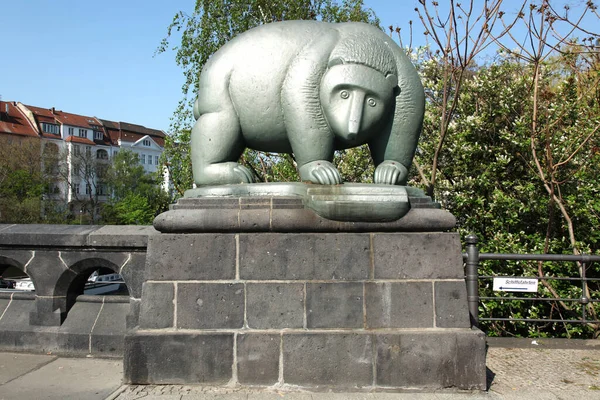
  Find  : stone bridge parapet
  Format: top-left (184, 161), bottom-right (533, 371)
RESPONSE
top-left (0, 224), bottom-right (156, 356)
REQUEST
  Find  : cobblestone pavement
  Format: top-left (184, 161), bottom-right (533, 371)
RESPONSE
top-left (112, 347), bottom-right (600, 399)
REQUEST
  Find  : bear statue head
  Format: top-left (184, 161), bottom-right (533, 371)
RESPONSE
top-left (320, 60), bottom-right (399, 145)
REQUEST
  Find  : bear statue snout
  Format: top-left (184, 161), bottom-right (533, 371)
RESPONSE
top-left (347, 93), bottom-right (364, 137)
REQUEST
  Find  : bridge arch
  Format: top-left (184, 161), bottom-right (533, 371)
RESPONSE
top-left (54, 257), bottom-right (130, 314)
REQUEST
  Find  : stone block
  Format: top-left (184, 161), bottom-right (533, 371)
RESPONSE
top-left (365, 282), bottom-right (433, 328)
top-left (0, 330), bottom-right (59, 355)
top-left (56, 332), bottom-right (89, 354)
top-left (88, 225), bottom-right (158, 248)
top-left (0, 299), bottom-right (9, 316)
top-left (239, 233), bottom-right (370, 280)
top-left (90, 334), bottom-right (125, 357)
top-left (0, 249), bottom-right (34, 271)
top-left (282, 333), bottom-right (372, 387)
top-left (239, 208), bottom-right (270, 231)
top-left (59, 301), bottom-right (101, 334)
top-left (119, 252), bottom-right (146, 299)
top-left (26, 251), bottom-right (70, 296)
top-left (0, 299), bottom-right (34, 331)
top-left (237, 334), bottom-right (280, 385)
top-left (138, 282), bottom-right (174, 329)
top-left (375, 330), bottom-right (486, 389)
top-left (126, 298), bottom-right (141, 329)
top-left (246, 283), bottom-right (304, 329)
top-left (0, 224), bottom-right (99, 247)
top-left (29, 295), bottom-right (68, 326)
top-left (177, 283), bottom-right (244, 329)
top-left (306, 283), bottom-right (363, 328)
top-left (124, 333), bottom-right (233, 384)
top-left (434, 281), bottom-right (471, 328)
top-left (90, 302), bottom-right (129, 355)
top-left (373, 233), bottom-right (463, 279)
top-left (59, 251), bottom-right (128, 274)
top-left (146, 234), bottom-right (236, 280)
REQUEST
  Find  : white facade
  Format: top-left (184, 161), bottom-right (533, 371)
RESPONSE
top-left (119, 135), bottom-right (164, 174)
top-left (11, 103), bottom-right (168, 214)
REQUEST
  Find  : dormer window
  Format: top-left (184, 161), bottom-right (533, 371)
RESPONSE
top-left (94, 131), bottom-right (103, 140)
top-left (143, 139), bottom-right (151, 146)
top-left (78, 129), bottom-right (86, 138)
top-left (42, 123), bottom-right (60, 135)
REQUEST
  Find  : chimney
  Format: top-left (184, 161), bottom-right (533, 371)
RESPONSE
top-left (51, 107), bottom-right (56, 114)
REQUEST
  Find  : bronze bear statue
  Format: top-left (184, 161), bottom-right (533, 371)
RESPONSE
top-left (191, 20), bottom-right (424, 186)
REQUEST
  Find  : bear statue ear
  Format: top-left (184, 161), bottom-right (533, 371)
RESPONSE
top-left (328, 57), bottom-right (345, 68)
top-left (386, 73), bottom-right (399, 88)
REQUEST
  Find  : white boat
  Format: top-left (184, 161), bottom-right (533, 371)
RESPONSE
top-left (84, 270), bottom-right (126, 295)
top-left (10, 271), bottom-right (126, 295)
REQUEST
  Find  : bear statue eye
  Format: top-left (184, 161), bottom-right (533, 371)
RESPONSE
top-left (340, 90), bottom-right (350, 99)
top-left (367, 98), bottom-right (377, 107)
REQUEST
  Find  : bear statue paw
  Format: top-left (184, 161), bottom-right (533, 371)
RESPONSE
top-left (374, 161), bottom-right (408, 185)
top-left (198, 162), bottom-right (256, 185)
top-left (299, 160), bottom-right (342, 185)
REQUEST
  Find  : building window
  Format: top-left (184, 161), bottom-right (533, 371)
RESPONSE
top-left (94, 131), bottom-right (103, 140)
top-left (68, 127), bottom-right (74, 135)
top-left (73, 145), bottom-right (81, 156)
top-left (155, 155), bottom-right (159, 165)
top-left (85, 184), bottom-right (92, 195)
top-left (97, 184), bottom-right (107, 196)
top-left (78, 129), bottom-right (86, 138)
top-left (85, 146), bottom-right (91, 156)
top-left (42, 123), bottom-right (60, 134)
top-left (143, 139), bottom-right (150, 146)
top-left (73, 183), bottom-right (80, 194)
top-left (141, 154), bottom-right (146, 164)
top-left (97, 149), bottom-right (108, 159)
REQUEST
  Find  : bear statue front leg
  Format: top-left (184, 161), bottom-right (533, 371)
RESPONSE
top-left (298, 160), bottom-right (342, 185)
top-left (373, 160), bottom-right (408, 185)
top-left (191, 111), bottom-right (256, 186)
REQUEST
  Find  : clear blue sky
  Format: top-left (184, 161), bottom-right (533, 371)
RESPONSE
top-left (1, 1), bottom-right (594, 133)
top-left (0, 0), bottom-right (423, 132)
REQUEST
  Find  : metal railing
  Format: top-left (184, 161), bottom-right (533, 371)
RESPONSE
top-left (463, 234), bottom-right (600, 329)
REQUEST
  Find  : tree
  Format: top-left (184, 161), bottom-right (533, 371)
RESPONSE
top-left (0, 135), bottom-right (49, 223)
top-left (157, 0), bottom-right (379, 194)
top-left (59, 145), bottom-right (109, 222)
top-left (101, 149), bottom-right (172, 224)
top-left (399, 0), bottom-right (600, 337)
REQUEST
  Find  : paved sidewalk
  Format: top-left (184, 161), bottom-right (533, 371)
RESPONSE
top-left (0, 340), bottom-right (599, 400)
top-left (0, 352), bottom-right (122, 400)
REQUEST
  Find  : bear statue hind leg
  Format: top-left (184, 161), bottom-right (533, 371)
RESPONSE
top-left (199, 162), bottom-right (255, 185)
top-left (191, 111), bottom-right (256, 185)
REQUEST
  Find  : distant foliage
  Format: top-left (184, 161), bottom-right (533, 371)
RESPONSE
top-left (101, 149), bottom-right (172, 225)
top-left (403, 0), bottom-right (600, 338)
top-left (0, 136), bottom-right (52, 223)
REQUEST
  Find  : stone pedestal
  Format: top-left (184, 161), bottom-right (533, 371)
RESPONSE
top-left (124, 194), bottom-right (486, 391)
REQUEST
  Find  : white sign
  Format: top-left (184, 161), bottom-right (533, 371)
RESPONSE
top-left (493, 277), bottom-right (539, 293)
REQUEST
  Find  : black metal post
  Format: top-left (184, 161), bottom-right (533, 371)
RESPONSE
top-left (465, 234), bottom-right (480, 329)
top-left (580, 257), bottom-right (590, 323)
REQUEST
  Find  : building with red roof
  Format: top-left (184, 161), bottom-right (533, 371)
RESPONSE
top-left (0, 100), bottom-right (168, 219)
top-left (0, 101), bottom-right (39, 138)
top-left (98, 119), bottom-right (166, 176)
